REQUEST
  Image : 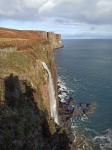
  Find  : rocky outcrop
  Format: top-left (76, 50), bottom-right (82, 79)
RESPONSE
top-left (47, 32), bottom-right (63, 49)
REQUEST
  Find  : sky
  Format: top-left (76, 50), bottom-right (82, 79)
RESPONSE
top-left (0, 0), bottom-right (112, 39)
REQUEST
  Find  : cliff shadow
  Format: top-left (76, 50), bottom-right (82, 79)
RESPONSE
top-left (4, 74), bottom-right (39, 109)
top-left (1, 73), bottom-right (70, 150)
top-left (4, 74), bottom-right (23, 108)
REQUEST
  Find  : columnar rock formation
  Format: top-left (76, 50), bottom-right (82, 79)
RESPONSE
top-left (47, 32), bottom-right (63, 48)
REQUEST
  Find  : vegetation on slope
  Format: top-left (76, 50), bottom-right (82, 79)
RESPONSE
top-left (0, 74), bottom-right (69, 150)
top-left (0, 27), bottom-right (48, 50)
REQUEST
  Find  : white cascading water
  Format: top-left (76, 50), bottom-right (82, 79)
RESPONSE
top-left (41, 62), bottom-right (59, 124)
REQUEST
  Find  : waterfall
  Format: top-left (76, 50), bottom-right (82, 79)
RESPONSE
top-left (41, 62), bottom-right (59, 124)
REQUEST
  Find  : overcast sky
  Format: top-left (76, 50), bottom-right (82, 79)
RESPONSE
top-left (0, 0), bottom-right (112, 39)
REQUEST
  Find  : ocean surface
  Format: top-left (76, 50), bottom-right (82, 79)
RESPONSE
top-left (54, 39), bottom-right (112, 150)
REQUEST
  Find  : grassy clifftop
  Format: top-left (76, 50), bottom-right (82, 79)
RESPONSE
top-left (0, 27), bottom-right (63, 50)
top-left (0, 27), bottom-right (43, 50)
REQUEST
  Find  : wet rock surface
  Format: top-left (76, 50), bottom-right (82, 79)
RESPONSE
top-left (58, 102), bottom-right (75, 143)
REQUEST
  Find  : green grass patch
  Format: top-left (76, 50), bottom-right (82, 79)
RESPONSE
top-left (0, 38), bottom-right (27, 41)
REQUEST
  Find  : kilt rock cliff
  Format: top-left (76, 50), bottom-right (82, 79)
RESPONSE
top-left (0, 27), bottom-right (70, 150)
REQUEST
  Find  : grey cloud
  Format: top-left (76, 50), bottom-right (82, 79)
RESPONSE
top-left (0, 0), bottom-right (42, 21)
top-left (51, 0), bottom-right (112, 25)
top-left (0, 0), bottom-right (112, 25)
top-left (91, 27), bottom-right (95, 30)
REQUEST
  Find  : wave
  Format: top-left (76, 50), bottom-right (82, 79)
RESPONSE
top-left (74, 77), bottom-right (77, 82)
top-left (71, 116), bottom-right (112, 149)
top-left (93, 128), bottom-right (112, 150)
top-left (85, 128), bottom-right (99, 135)
top-left (70, 120), bottom-right (94, 150)
top-left (81, 114), bottom-right (88, 122)
top-left (58, 76), bottom-right (72, 102)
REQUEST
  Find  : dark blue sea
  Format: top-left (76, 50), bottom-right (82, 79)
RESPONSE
top-left (54, 39), bottom-right (112, 150)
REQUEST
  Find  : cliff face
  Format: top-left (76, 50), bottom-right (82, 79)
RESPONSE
top-left (47, 32), bottom-right (63, 49)
top-left (0, 27), bottom-right (70, 149)
top-left (0, 27), bottom-right (62, 114)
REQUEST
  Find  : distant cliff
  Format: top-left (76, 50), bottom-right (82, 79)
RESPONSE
top-left (0, 27), bottom-right (70, 150)
top-left (35, 31), bottom-right (63, 49)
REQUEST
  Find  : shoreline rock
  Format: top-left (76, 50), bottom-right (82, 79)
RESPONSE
top-left (57, 83), bottom-right (96, 146)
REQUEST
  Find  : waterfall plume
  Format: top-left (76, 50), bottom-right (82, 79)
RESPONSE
top-left (41, 61), bottom-right (59, 124)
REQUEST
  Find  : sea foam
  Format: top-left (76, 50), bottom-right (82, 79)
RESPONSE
top-left (93, 128), bottom-right (112, 150)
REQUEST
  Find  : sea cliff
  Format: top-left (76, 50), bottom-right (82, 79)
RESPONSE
top-left (0, 27), bottom-right (70, 150)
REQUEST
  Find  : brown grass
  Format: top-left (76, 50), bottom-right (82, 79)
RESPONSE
top-left (0, 27), bottom-right (46, 50)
